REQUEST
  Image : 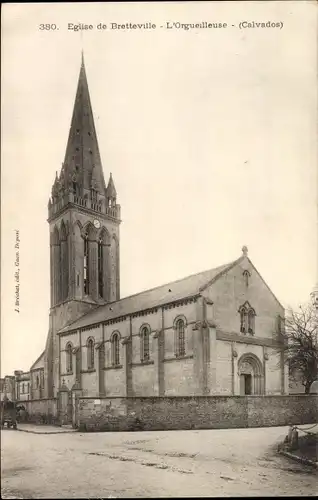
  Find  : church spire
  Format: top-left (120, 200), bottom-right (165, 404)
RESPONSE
top-left (62, 52), bottom-right (106, 195)
top-left (48, 53), bottom-right (120, 222)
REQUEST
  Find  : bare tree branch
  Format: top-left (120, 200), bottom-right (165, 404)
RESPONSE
top-left (273, 303), bottom-right (318, 393)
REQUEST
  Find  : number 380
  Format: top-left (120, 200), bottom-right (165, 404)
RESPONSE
top-left (39, 24), bottom-right (58, 30)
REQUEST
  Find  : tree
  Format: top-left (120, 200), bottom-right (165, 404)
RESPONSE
top-left (278, 304), bottom-right (318, 394)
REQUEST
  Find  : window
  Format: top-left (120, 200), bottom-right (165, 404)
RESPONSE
top-left (239, 302), bottom-right (256, 335)
top-left (87, 338), bottom-right (95, 370)
top-left (58, 242), bottom-right (62, 303)
top-left (277, 315), bottom-right (282, 335)
top-left (243, 270), bottom-right (250, 287)
top-left (66, 343), bottom-right (73, 373)
top-left (111, 332), bottom-right (120, 366)
top-left (277, 315), bottom-right (285, 337)
top-left (98, 237), bottom-right (103, 298)
top-left (140, 326), bottom-right (150, 362)
top-left (83, 233), bottom-right (89, 295)
top-left (21, 383), bottom-right (24, 394)
top-left (248, 309), bottom-right (255, 334)
top-left (240, 307), bottom-right (247, 333)
top-left (176, 319), bottom-right (186, 357)
top-left (36, 375), bottom-right (40, 389)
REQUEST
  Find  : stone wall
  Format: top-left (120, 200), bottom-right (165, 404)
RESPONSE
top-left (77, 395), bottom-right (318, 432)
top-left (246, 395), bottom-right (317, 427)
top-left (22, 398), bottom-right (58, 425)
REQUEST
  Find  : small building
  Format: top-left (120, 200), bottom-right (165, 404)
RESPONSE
top-left (14, 370), bottom-right (31, 401)
top-left (0, 375), bottom-right (16, 401)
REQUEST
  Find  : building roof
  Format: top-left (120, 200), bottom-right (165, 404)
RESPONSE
top-left (30, 350), bottom-right (45, 371)
top-left (59, 257), bottom-right (242, 334)
top-left (106, 172), bottom-right (117, 198)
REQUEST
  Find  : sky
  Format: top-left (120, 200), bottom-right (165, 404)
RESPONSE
top-left (1, 1), bottom-right (317, 377)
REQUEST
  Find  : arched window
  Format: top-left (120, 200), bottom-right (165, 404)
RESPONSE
top-left (176, 319), bottom-right (186, 357)
top-left (98, 236), bottom-right (103, 298)
top-left (111, 332), bottom-right (120, 366)
top-left (66, 343), bottom-right (73, 373)
top-left (60, 221), bottom-right (68, 302)
top-left (58, 243), bottom-right (62, 302)
top-left (240, 307), bottom-right (247, 333)
top-left (110, 237), bottom-right (118, 301)
top-left (239, 302), bottom-right (256, 335)
top-left (83, 233), bottom-right (89, 295)
top-left (248, 309), bottom-right (255, 334)
top-left (243, 270), bottom-right (250, 287)
top-left (140, 326), bottom-right (150, 362)
top-left (87, 338), bottom-right (95, 370)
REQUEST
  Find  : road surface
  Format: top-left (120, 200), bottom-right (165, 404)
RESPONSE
top-left (1, 425), bottom-right (316, 498)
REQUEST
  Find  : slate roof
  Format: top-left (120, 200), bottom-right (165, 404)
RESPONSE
top-left (59, 257), bottom-right (242, 334)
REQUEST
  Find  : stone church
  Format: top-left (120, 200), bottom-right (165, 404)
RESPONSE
top-left (28, 55), bottom-right (289, 404)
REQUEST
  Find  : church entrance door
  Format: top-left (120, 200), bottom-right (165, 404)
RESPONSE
top-left (243, 374), bottom-right (252, 395)
top-left (238, 353), bottom-right (264, 395)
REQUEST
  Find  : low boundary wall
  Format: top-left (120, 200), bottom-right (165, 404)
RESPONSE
top-left (20, 398), bottom-right (58, 425)
top-left (77, 395), bottom-right (318, 432)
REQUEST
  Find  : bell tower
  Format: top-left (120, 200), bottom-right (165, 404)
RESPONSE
top-left (44, 53), bottom-right (121, 397)
top-left (48, 53), bottom-right (121, 308)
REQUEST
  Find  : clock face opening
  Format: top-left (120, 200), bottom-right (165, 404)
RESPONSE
top-left (93, 219), bottom-right (101, 229)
